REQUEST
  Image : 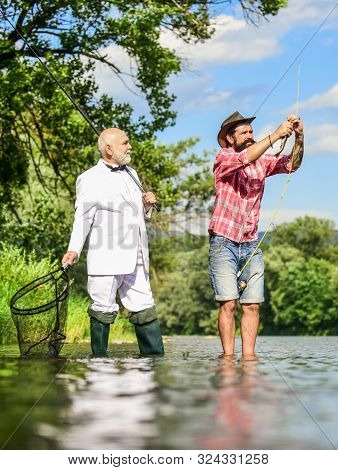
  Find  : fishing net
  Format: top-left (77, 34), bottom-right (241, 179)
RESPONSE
top-left (10, 267), bottom-right (70, 357)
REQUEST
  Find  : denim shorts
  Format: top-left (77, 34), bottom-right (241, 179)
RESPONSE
top-left (209, 235), bottom-right (264, 304)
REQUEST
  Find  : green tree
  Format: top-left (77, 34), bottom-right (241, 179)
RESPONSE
top-left (155, 238), bottom-right (219, 335)
top-left (0, 0), bottom-right (287, 215)
top-left (0, 0), bottom-right (283, 200)
top-left (261, 217), bottom-right (338, 335)
top-left (0, 1), bottom-right (288, 307)
top-left (260, 243), bottom-right (301, 333)
top-left (267, 216), bottom-right (338, 262)
top-left (268, 257), bottom-right (338, 335)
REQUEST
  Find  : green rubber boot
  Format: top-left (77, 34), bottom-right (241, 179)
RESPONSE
top-left (134, 320), bottom-right (164, 356)
top-left (90, 317), bottom-right (110, 357)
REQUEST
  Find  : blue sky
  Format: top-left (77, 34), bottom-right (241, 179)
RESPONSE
top-left (95, 0), bottom-right (338, 231)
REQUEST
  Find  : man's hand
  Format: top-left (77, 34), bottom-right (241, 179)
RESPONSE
top-left (62, 251), bottom-right (78, 267)
top-left (287, 114), bottom-right (304, 139)
top-left (247, 116), bottom-right (304, 164)
top-left (142, 191), bottom-right (157, 212)
top-left (288, 115), bottom-right (304, 170)
top-left (273, 120), bottom-right (294, 140)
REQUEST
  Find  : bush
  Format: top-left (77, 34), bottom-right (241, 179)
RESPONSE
top-left (0, 243), bottom-right (135, 345)
top-left (155, 241), bottom-right (219, 334)
top-left (269, 257), bottom-right (338, 335)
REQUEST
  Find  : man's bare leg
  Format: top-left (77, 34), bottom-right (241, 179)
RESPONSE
top-left (241, 303), bottom-right (260, 358)
top-left (218, 300), bottom-right (236, 355)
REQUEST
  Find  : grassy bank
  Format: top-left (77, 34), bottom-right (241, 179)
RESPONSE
top-left (0, 243), bottom-right (135, 345)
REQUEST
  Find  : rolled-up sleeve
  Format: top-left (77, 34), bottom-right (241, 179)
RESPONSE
top-left (264, 153), bottom-right (296, 177)
top-left (215, 148), bottom-right (250, 179)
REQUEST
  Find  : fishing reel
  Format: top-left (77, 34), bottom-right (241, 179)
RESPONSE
top-left (237, 272), bottom-right (247, 294)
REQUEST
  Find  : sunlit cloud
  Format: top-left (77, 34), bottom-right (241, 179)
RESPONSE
top-left (306, 123), bottom-right (338, 155)
top-left (160, 0), bottom-right (338, 69)
top-left (298, 83), bottom-right (338, 110)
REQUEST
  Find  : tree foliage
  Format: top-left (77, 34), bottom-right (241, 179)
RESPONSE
top-left (268, 257), bottom-right (338, 335)
top-left (239, 0), bottom-right (288, 22)
top-left (153, 217), bottom-right (338, 336)
top-left (0, 0), bottom-right (287, 212)
top-left (260, 217), bottom-right (338, 335)
top-left (267, 216), bottom-right (338, 262)
top-left (153, 237), bottom-right (219, 335)
top-left (0, 1), bottom-right (295, 338)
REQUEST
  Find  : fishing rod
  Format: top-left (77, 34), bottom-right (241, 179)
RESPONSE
top-left (1, 7), bottom-right (160, 212)
top-left (237, 0), bottom-right (338, 285)
top-left (237, 63), bottom-right (302, 287)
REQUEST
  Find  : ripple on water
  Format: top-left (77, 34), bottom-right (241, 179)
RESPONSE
top-left (0, 336), bottom-right (338, 450)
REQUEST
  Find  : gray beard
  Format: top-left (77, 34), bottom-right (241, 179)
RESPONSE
top-left (115, 152), bottom-right (131, 165)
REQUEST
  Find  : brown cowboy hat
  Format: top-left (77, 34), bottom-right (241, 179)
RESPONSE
top-left (217, 111), bottom-right (256, 147)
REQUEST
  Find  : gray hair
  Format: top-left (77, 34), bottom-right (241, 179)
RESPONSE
top-left (97, 134), bottom-right (108, 155)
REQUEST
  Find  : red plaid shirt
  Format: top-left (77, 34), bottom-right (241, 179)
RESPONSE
top-left (208, 147), bottom-right (294, 242)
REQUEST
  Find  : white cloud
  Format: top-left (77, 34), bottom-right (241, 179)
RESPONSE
top-left (178, 83), bottom-right (233, 112)
top-left (155, 0), bottom-right (338, 116)
top-left (306, 123), bottom-right (338, 155)
top-left (160, 0), bottom-right (338, 68)
top-left (89, 0), bottom-right (338, 126)
top-left (202, 90), bottom-right (232, 107)
top-left (298, 83), bottom-right (338, 110)
top-left (160, 14), bottom-right (280, 67)
top-left (257, 120), bottom-right (338, 157)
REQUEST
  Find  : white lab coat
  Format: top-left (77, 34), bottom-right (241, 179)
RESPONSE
top-left (67, 159), bottom-right (151, 275)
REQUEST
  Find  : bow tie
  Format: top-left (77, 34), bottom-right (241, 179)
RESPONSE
top-left (105, 163), bottom-right (126, 172)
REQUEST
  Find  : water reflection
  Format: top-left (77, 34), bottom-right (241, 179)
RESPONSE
top-left (1, 337), bottom-right (338, 450)
top-left (0, 355), bottom-right (71, 450)
top-left (57, 357), bottom-right (159, 449)
top-left (199, 356), bottom-right (257, 449)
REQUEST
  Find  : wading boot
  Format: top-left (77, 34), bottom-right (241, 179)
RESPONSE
top-left (129, 307), bottom-right (164, 356)
top-left (90, 317), bottom-right (110, 357)
top-left (134, 321), bottom-right (164, 356)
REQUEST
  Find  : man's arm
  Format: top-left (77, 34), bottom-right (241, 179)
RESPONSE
top-left (142, 192), bottom-right (156, 219)
top-left (62, 174), bottom-right (97, 266)
top-left (265, 116), bottom-right (304, 176)
top-left (216, 119), bottom-right (295, 179)
top-left (246, 120), bottom-right (294, 163)
top-left (129, 168), bottom-right (157, 219)
top-left (288, 116), bottom-right (304, 170)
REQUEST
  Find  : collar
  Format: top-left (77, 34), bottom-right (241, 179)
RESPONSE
top-left (101, 159), bottom-right (126, 172)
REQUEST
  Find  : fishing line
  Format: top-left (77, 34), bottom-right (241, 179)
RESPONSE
top-left (253, 1), bottom-right (338, 116)
top-left (243, 338), bottom-right (337, 449)
top-left (237, 63), bottom-right (301, 283)
top-left (0, 7), bottom-right (160, 211)
top-left (238, 2), bottom-right (338, 282)
top-left (0, 8), bottom-right (100, 136)
top-left (237, 0), bottom-right (338, 282)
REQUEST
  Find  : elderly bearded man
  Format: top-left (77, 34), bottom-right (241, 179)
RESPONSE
top-left (209, 112), bottom-right (304, 359)
top-left (62, 128), bottom-right (164, 357)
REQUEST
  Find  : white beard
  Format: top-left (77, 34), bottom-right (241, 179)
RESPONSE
top-left (115, 151), bottom-right (131, 165)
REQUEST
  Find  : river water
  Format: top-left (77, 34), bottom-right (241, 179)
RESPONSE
top-left (0, 336), bottom-right (337, 450)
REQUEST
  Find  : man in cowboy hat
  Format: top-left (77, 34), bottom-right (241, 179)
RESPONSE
top-left (209, 111), bottom-right (304, 359)
top-left (62, 128), bottom-right (164, 357)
